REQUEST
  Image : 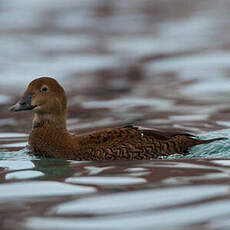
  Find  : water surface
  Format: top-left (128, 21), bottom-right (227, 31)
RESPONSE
top-left (1, 0), bottom-right (230, 230)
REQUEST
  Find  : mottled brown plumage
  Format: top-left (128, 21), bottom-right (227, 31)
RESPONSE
top-left (10, 77), bottom-right (226, 160)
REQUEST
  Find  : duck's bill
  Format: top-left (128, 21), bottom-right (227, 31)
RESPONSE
top-left (9, 93), bottom-right (36, 112)
top-left (9, 102), bottom-right (36, 112)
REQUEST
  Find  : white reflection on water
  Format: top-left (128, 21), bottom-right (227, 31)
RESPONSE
top-left (5, 170), bottom-right (44, 180)
top-left (2, 142), bottom-right (27, 148)
top-left (84, 166), bottom-right (115, 176)
top-left (216, 121), bottom-right (230, 128)
top-left (212, 160), bottom-right (230, 166)
top-left (66, 176), bottom-right (146, 186)
top-left (55, 185), bottom-right (228, 215)
top-left (124, 167), bottom-right (147, 172)
top-left (124, 167), bottom-right (150, 177)
top-left (0, 181), bottom-right (95, 200)
top-left (0, 132), bottom-right (27, 138)
top-left (169, 114), bottom-right (209, 121)
top-left (0, 160), bottom-right (34, 170)
top-left (141, 161), bottom-right (210, 169)
top-left (25, 200), bottom-right (230, 230)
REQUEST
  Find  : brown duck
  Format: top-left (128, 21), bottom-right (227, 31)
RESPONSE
top-left (10, 77), bottom-right (225, 160)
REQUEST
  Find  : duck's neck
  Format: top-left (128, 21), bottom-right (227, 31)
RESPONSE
top-left (32, 112), bottom-right (67, 130)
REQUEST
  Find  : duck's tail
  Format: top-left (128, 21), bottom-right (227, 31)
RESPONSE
top-left (196, 137), bottom-right (227, 144)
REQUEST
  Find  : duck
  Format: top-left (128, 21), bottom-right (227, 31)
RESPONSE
top-left (10, 77), bottom-right (225, 160)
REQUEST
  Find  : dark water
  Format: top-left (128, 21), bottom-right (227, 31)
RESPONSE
top-left (1, 0), bottom-right (230, 229)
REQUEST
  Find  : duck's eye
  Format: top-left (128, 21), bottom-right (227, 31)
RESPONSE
top-left (41, 86), bottom-right (48, 92)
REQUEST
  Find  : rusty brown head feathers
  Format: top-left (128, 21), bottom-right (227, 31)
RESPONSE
top-left (10, 77), bottom-right (67, 129)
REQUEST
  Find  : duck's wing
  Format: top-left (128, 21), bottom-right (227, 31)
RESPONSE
top-left (75, 125), bottom-right (171, 145)
top-left (74, 125), bottom-right (225, 160)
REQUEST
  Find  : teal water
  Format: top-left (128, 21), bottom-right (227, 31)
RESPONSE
top-left (170, 129), bottom-right (230, 159)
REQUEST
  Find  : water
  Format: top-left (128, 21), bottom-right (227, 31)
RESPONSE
top-left (2, 158), bottom-right (230, 230)
top-left (1, 0), bottom-right (230, 229)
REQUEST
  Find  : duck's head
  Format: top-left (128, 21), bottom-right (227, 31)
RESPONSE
top-left (10, 77), bottom-right (67, 119)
